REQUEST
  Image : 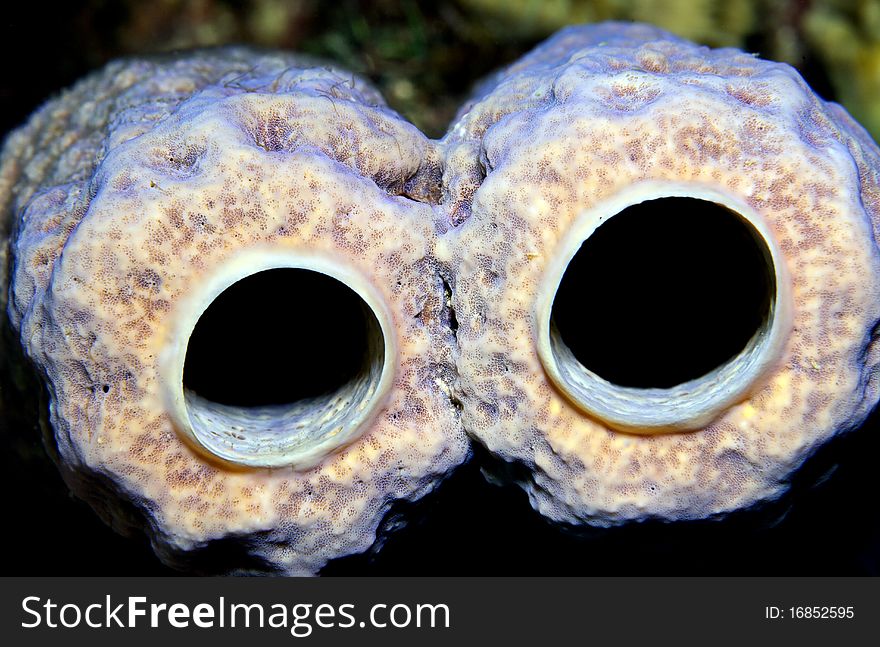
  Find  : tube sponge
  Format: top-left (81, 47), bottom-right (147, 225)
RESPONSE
top-left (1, 49), bottom-right (467, 574)
top-left (443, 23), bottom-right (880, 525)
top-left (2, 23), bottom-right (880, 573)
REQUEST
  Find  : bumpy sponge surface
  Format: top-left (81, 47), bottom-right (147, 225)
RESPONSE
top-left (443, 23), bottom-right (880, 525)
top-left (1, 49), bottom-right (467, 574)
top-left (3, 23), bottom-right (880, 572)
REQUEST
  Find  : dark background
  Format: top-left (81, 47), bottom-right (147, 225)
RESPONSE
top-left (1, 1), bottom-right (878, 576)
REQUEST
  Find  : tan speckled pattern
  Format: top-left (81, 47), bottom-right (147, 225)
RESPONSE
top-left (2, 24), bottom-right (880, 572)
top-left (1, 50), bottom-right (467, 574)
top-left (443, 23), bottom-right (880, 525)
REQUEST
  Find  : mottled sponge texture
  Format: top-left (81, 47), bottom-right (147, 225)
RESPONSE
top-left (1, 49), bottom-right (467, 574)
top-left (2, 23), bottom-right (880, 574)
top-left (444, 23), bottom-right (880, 526)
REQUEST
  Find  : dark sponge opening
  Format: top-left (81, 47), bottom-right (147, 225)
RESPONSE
top-left (552, 197), bottom-right (774, 389)
top-left (184, 268), bottom-right (375, 407)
